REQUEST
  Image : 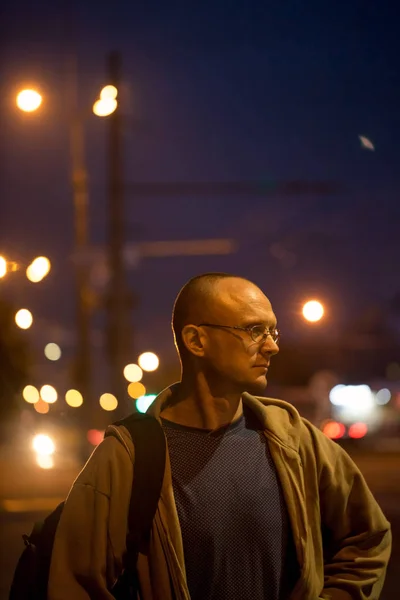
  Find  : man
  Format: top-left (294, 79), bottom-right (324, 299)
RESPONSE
top-left (48, 273), bottom-right (391, 599)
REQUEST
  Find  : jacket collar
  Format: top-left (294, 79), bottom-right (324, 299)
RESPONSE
top-left (147, 383), bottom-right (302, 453)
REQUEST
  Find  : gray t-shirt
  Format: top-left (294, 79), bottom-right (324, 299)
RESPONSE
top-left (161, 410), bottom-right (298, 600)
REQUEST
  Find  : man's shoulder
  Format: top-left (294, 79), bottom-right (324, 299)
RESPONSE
top-left (247, 393), bottom-right (340, 457)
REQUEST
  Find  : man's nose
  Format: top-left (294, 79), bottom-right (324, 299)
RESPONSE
top-left (261, 335), bottom-right (279, 356)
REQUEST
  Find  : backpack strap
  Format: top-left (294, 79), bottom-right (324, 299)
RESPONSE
top-left (111, 413), bottom-right (166, 555)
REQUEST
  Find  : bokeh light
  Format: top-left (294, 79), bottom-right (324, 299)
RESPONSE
top-left (0, 256), bottom-right (7, 278)
top-left (65, 389), bottom-right (83, 408)
top-left (36, 454), bottom-right (54, 469)
top-left (100, 85), bottom-right (118, 100)
top-left (32, 434), bottom-right (55, 455)
top-left (40, 385), bottom-right (57, 404)
top-left (136, 394), bottom-right (157, 414)
top-left (302, 300), bottom-right (324, 323)
top-left (348, 422), bottom-right (368, 439)
top-left (127, 382), bottom-right (146, 399)
top-left (26, 256), bottom-right (51, 283)
top-left (322, 420), bottom-right (345, 440)
top-left (87, 429), bottom-right (104, 446)
top-left (16, 89), bottom-right (42, 112)
top-left (93, 98), bottom-right (117, 117)
top-left (15, 309), bottom-right (33, 329)
top-left (44, 343), bottom-right (62, 361)
top-left (99, 393), bottom-right (118, 411)
top-left (375, 388), bottom-right (391, 405)
top-left (23, 385), bottom-right (40, 404)
top-left (138, 352), bottom-right (159, 372)
top-left (34, 399), bottom-right (50, 414)
top-left (123, 364), bottom-right (143, 383)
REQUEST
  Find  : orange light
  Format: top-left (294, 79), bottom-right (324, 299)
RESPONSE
top-left (33, 399), bottom-right (50, 414)
top-left (322, 421), bottom-right (345, 440)
top-left (348, 422), bottom-right (368, 439)
top-left (87, 429), bottom-right (104, 446)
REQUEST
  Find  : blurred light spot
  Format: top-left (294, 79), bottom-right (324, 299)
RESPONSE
top-left (87, 429), bottom-right (104, 446)
top-left (329, 384), bottom-right (374, 411)
top-left (65, 389), bottom-right (83, 408)
top-left (302, 300), bottom-right (324, 323)
top-left (15, 309), bottom-right (33, 329)
top-left (0, 256), bottom-right (6, 278)
top-left (33, 434), bottom-right (55, 455)
top-left (136, 394), bottom-right (157, 414)
top-left (93, 98), bottom-right (117, 117)
top-left (23, 385), bottom-right (39, 404)
top-left (100, 85), bottom-right (118, 100)
top-left (40, 385), bottom-right (57, 404)
top-left (128, 382), bottom-right (146, 399)
top-left (44, 343), bottom-right (61, 361)
top-left (322, 421), bottom-right (345, 440)
top-left (375, 388), bottom-right (391, 406)
top-left (36, 454), bottom-right (54, 469)
top-left (16, 89), bottom-right (42, 112)
top-left (123, 363), bottom-right (143, 383)
top-left (34, 399), bottom-right (49, 414)
top-left (359, 135), bottom-right (375, 151)
top-left (348, 422), bottom-right (368, 439)
top-left (26, 256), bottom-right (51, 282)
top-left (138, 352), bottom-right (159, 372)
top-left (99, 393), bottom-right (118, 411)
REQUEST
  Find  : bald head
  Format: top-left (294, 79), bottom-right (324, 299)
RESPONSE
top-left (172, 273), bottom-right (272, 358)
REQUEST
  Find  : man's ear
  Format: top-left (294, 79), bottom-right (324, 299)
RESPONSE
top-left (181, 324), bottom-right (206, 357)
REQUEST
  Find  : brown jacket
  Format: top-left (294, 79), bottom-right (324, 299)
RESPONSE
top-left (48, 387), bottom-right (391, 599)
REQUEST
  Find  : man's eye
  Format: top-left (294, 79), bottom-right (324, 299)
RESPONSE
top-left (252, 326), bottom-right (265, 337)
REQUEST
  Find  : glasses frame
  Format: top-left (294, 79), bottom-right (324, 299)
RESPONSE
top-left (198, 323), bottom-right (280, 345)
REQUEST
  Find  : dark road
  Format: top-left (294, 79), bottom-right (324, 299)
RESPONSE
top-left (1, 450), bottom-right (399, 599)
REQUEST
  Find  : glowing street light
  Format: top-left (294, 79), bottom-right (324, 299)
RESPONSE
top-left (65, 389), bottom-right (83, 408)
top-left (93, 97), bottom-right (118, 117)
top-left (32, 434), bottom-right (55, 455)
top-left (93, 84), bottom-right (118, 117)
top-left (26, 256), bottom-right (51, 283)
top-left (302, 300), bottom-right (324, 323)
top-left (44, 343), bottom-right (62, 361)
top-left (138, 352), bottom-right (159, 372)
top-left (0, 256), bottom-right (7, 278)
top-left (40, 384), bottom-right (58, 404)
top-left (100, 85), bottom-right (118, 100)
top-left (99, 393), bottom-right (118, 411)
top-left (127, 382), bottom-right (146, 399)
top-left (22, 385), bottom-right (40, 404)
top-left (15, 308), bottom-right (33, 329)
top-left (123, 364), bottom-right (143, 383)
top-left (16, 89), bottom-right (42, 113)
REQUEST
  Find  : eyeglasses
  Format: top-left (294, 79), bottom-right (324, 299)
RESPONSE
top-left (198, 323), bottom-right (280, 345)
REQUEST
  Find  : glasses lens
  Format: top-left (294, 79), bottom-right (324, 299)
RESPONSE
top-left (251, 326), bottom-right (280, 344)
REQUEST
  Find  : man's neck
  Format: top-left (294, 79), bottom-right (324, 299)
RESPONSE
top-left (160, 374), bottom-right (243, 430)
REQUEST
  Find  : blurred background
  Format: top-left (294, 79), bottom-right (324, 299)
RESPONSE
top-left (0, 0), bottom-right (399, 597)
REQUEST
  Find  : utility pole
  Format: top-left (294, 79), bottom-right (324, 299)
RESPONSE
top-left (106, 51), bottom-right (131, 408)
top-left (67, 52), bottom-right (92, 417)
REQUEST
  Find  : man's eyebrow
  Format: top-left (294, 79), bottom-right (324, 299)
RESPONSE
top-left (243, 318), bottom-right (278, 328)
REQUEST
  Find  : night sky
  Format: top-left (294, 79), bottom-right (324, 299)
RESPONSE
top-left (1, 0), bottom-right (399, 387)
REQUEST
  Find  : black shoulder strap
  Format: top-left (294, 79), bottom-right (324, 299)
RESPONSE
top-left (113, 413), bottom-right (166, 552)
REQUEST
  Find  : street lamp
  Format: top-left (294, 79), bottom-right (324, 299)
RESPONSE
top-left (302, 300), bottom-right (325, 323)
top-left (92, 85), bottom-right (118, 117)
top-left (16, 89), bottom-right (42, 112)
top-left (0, 256), bottom-right (6, 278)
top-left (26, 256), bottom-right (51, 283)
top-left (15, 308), bottom-right (33, 329)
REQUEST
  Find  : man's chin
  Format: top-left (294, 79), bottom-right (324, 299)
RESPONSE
top-left (244, 377), bottom-right (268, 396)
